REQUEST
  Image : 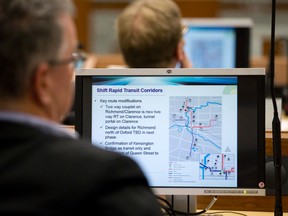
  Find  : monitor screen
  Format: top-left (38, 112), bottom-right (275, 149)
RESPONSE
top-left (182, 18), bottom-right (253, 68)
top-left (75, 68), bottom-right (266, 196)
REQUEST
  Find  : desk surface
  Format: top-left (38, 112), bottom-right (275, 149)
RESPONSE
top-left (203, 211), bottom-right (288, 216)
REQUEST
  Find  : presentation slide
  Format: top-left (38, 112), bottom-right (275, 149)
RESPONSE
top-left (91, 76), bottom-right (238, 187)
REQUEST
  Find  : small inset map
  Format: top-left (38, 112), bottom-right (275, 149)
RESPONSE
top-left (200, 153), bottom-right (235, 180)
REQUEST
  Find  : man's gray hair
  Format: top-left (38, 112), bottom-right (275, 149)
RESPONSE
top-left (116, 0), bottom-right (182, 68)
top-left (0, 0), bottom-right (75, 99)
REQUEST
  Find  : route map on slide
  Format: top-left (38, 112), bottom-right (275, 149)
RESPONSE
top-left (169, 96), bottom-right (235, 181)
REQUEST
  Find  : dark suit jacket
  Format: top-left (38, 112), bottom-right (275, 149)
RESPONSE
top-left (0, 120), bottom-right (163, 216)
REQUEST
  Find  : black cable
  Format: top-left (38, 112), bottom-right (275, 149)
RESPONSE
top-left (157, 196), bottom-right (176, 216)
top-left (161, 205), bottom-right (175, 216)
top-left (156, 196), bottom-right (218, 216)
top-left (268, 0), bottom-right (283, 215)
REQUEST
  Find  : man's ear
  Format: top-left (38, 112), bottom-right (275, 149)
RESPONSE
top-left (31, 63), bottom-right (53, 106)
top-left (176, 39), bottom-right (185, 62)
top-left (176, 38), bottom-right (192, 68)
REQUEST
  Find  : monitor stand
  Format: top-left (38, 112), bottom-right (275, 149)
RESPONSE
top-left (166, 195), bottom-right (197, 214)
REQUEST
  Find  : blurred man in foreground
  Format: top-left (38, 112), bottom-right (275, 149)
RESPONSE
top-left (0, 0), bottom-right (163, 215)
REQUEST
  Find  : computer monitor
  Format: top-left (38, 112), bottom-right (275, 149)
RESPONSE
top-left (75, 68), bottom-right (266, 210)
top-left (182, 18), bottom-right (253, 68)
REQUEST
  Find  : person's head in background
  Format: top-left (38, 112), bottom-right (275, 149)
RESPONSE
top-left (0, 0), bottom-right (79, 123)
top-left (116, 0), bottom-right (192, 68)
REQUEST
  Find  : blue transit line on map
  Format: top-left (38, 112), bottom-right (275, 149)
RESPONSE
top-left (169, 123), bottom-right (221, 150)
top-left (200, 154), bottom-right (209, 179)
top-left (200, 154), bottom-right (211, 180)
top-left (204, 154), bottom-right (210, 164)
top-left (169, 124), bottom-right (186, 131)
top-left (190, 101), bottom-right (222, 112)
top-left (192, 132), bottom-right (221, 150)
top-left (200, 154), bottom-right (234, 180)
top-left (169, 124), bottom-right (187, 133)
top-left (200, 163), bottom-right (206, 179)
top-left (200, 154), bottom-right (225, 180)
